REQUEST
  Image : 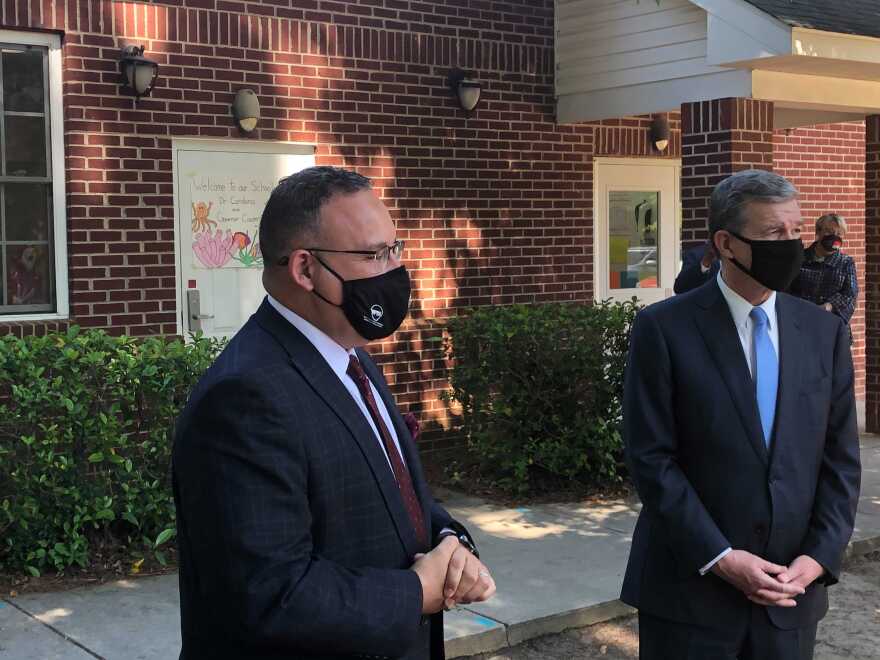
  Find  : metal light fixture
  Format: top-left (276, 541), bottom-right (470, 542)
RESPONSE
top-left (448, 68), bottom-right (482, 112)
top-left (650, 114), bottom-right (671, 152)
top-left (232, 89), bottom-right (261, 133)
top-left (119, 45), bottom-right (158, 99)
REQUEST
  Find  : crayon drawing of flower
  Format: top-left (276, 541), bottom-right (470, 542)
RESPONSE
top-left (229, 231), bottom-right (264, 268)
top-left (193, 229), bottom-right (234, 268)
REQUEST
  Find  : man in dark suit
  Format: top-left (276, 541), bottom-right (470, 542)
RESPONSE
top-left (622, 169), bottom-right (861, 659)
top-left (674, 240), bottom-right (720, 294)
top-left (173, 166), bottom-right (495, 660)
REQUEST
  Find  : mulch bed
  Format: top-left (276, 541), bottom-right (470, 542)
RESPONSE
top-left (0, 546), bottom-right (177, 598)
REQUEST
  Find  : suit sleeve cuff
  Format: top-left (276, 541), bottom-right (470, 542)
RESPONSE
top-left (699, 547), bottom-right (731, 575)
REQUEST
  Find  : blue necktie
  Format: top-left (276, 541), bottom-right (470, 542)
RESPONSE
top-left (750, 307), bottom-right (778, 447)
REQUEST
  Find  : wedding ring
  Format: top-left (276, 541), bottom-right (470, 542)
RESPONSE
top-left (478, 570), bottom-right (490, 578)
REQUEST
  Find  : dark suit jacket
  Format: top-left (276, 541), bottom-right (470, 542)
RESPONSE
top-left (621, 278), bottom-right (860, 631)
top-left (674, 244), bottom-right (720, 294)
top-left (173, 299), bottom-right (468, 659)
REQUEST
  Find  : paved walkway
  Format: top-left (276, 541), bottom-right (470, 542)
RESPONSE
top-left (2, 436), bottom-right (879, 659)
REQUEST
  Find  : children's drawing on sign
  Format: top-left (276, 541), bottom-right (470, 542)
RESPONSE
top-left (193, 229), bottom-right (234, 269)
top-left (230, 231), bottom-right (263, 268)
top-left (191, 201), bottom-right (217, 233)
top-left (185, 173), bottom-right (273, 269)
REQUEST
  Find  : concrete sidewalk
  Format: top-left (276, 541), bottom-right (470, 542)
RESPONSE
top-left (2, 436), bottom-right (879, 660)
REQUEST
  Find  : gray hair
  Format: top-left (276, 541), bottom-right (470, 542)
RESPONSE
top-left (816, 213), bottom-right (847, 236)
top-left (708, 169), bottom-right (799, 238)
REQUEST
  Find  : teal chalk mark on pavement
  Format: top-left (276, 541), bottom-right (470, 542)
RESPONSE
top-left (473, 615), bottom-right (496, 628)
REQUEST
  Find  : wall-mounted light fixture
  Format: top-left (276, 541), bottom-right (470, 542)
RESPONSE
top-left (448, 68), bottom-right (482, 112)
top-left (119, 45), bottom-right (158, 99)
top-left (232, 89), bottom-right (261, 133)
top-left (650, 114), bottom-right (670, 152)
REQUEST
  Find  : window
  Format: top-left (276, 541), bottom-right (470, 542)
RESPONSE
top-left (0, 31), bottom-right (66, 319)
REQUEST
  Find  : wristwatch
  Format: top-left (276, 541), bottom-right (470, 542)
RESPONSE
top-left (437, 530), bottom-right (480, 559)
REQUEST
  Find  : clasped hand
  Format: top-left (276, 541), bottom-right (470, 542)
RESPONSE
top-left (411, 536), bottom-right (497, 613)
top-left (712, 550), bottom-right (824, 607)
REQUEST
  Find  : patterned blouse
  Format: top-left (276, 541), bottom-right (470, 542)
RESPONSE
top-left (789, 245), bottom-right (858, 324)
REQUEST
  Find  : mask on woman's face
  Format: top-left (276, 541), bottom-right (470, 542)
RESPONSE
top-left (820, 234), bottom-right (842, 252)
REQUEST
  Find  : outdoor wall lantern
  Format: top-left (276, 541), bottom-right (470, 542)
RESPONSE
top-left (119, 45), bottom-right (158, 99)
top-left (650, 114), bottom-right (670, 152)
top-left (448, 68), bottom-right (482, 112)
top-left (232, 89), bottom-right (261, 133)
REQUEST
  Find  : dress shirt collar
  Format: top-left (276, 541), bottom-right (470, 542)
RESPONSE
top-left (266, 294), bottom-right (355, 382)
top-left (716, 270), bottom-right (777, 332)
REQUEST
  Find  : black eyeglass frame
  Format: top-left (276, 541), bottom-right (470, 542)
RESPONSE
top-left (277, 239), bottom-right (405, 267)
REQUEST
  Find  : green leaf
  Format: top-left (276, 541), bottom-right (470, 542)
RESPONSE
top-left (25, 565), bottom-right (40, 577)
top-left (87, 452), bottom-right (103, 463)
top-left (154, 528), bottom-right (176, 548)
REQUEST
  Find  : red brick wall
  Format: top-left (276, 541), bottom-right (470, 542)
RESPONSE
top-left (865, 116), bottom-right (880, 429)
top-left (680, 98), bottom-right (775, 247)
top-left (1, 0), bottom-right (600, 452)
top-left (774, 122), bottom-right (866, 400)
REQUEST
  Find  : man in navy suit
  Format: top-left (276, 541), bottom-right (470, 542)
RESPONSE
top-left (674, 240), bottom-right (720, 294)
top-left (173, 167), bottom-right (495, 659)
top-left (622, 169), bottom-right (860, 659)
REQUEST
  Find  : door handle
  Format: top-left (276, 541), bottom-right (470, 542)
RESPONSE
top-left (186, 289), bottom-right (212, 332)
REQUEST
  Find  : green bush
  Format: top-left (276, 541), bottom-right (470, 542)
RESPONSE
top-left (0, 327), bottom-right (224, 576)
top-left (442, 300), bottom-right (641, 495)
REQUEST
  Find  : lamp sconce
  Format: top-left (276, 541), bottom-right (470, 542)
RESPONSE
top-left (448, 68), bottom-right (482, 112)
top-left (232, 89), bottom-right (261, 133)
top-left (650, 114), bottom-right (671, 152)
top-left (119, 45), bottom-right (158, 100)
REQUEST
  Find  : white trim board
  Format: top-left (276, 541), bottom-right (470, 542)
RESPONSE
top-left (0, 29), bottom-right (68, 323)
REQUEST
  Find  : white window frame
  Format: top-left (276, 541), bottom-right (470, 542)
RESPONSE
top-left (0, 29), bottom-right (68, 321)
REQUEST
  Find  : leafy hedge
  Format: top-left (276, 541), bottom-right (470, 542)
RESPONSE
top-left (442, 301), bottom-right (641, 495)
top-left (0, 327), bottom-right (224, 576)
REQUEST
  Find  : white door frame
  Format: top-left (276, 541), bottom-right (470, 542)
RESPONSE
top-left (171, 138), bottom-right (315, 337)
top-left (593, 157), bottom-right (681, 304)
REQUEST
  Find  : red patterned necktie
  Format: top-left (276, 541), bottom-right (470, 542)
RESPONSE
top-left (347, 355), bottom-right (428, 547)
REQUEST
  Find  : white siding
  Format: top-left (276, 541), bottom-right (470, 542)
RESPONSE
top-left (555, 0), bottom-right (720, 98)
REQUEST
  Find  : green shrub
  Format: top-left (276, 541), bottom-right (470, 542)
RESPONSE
top-left (0, 327), bottom-right (224, 576)
top-left (442, 300), bottom-right (641, 495)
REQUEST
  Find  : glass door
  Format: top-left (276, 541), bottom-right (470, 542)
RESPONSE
top-left (594, 159), bottom-right (679, 305)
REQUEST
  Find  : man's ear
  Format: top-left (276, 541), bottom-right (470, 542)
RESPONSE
top-left (714, 231), bottom-right (734, 260)
top-left (288, 250), bottom-right (315, 291)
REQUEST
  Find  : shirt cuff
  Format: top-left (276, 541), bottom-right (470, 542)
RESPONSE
top-left (699, 547), bottom-right (732, 575)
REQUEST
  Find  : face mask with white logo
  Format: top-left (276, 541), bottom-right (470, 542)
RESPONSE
top-left (310, 254), bottom-right (411, 340)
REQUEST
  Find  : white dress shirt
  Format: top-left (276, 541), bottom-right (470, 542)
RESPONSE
top-left (698, 272), bottom-right (780, 575)
top-left (266, 295), bottom-right (406, 471)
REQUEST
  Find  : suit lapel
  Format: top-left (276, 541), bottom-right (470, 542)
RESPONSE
top-left (357, 349), bottom-right (433, 544)
top-left (694, 282), bottom-right (769, 466)
top-left (254, 299), bottom-right (422, 557)
top-left (769, 295), bottom-right (803, 470)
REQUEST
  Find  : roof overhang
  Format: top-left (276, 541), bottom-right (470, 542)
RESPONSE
top-left (557, 0), bottom-right (880, 127)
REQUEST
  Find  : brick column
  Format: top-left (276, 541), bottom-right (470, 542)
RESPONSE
top-left (680, 98), bottom-right (775, 246)
top-left (866, 116), bottom-right (880, 431)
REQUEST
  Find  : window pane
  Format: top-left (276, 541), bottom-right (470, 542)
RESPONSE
top-left (6, 243), bottom-right (52, 306)
top-left (5, 115), bottom-right (47, 176)
top-left (5, 183), bottom-right (50, 241)
top-left (608, 191), bottom-right (660, 290)
top-left (3, 48), bottom-right (44, 113)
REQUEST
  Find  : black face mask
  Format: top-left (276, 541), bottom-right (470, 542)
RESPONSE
top-left (311, 255), bottom-right (411, 340)
top-left (820, 234), bottom-right (842, 251)
top-left (728, 231), bottom-right (804, 292)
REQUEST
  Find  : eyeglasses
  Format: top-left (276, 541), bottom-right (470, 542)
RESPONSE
top-left (277, 239), bottom-right (405, 266)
